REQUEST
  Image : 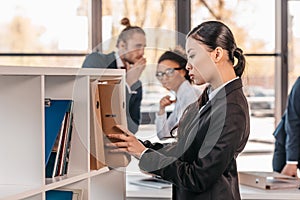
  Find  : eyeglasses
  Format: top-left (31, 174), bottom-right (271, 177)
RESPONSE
top-left (155, 68), bottom-right (182, 80)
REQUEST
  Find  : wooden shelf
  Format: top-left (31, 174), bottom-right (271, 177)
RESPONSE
top-left (0, 66), bottom-right (126, 200)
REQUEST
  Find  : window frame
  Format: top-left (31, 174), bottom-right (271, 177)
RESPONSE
top-left (0, 0), bottom-right (290, 124)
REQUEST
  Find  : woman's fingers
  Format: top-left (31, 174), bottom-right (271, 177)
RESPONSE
top-left (160, 95), bottom-right (173, 107)
top-left (106, 141), bottom-right (129, 148)
top-left (106, 139), bottom-right (135, 154)
top-left (107, 132), bottom-right (129, 141)
top-left (114, 125), bottom-right (134, 136)
top-left (109, 147), bottom-right (128, 153)
top-left (106, 126), bottom-right (146, 159)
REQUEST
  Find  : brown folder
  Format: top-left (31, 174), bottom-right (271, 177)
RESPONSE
top-left (238, 171), bottom-right (299, 190)
top-left (98, 79), bottom-right (131, 168)
top-left (90, 80), bottom-right (106, 170)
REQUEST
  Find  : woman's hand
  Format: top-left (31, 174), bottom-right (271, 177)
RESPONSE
top-left (106, 125), bottom-right (146, 159)
top-left (158, 95), bottom-right (176, 115)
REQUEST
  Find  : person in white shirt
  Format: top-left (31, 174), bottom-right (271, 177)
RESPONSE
top-left (155, 47), bottom-right (201, 139)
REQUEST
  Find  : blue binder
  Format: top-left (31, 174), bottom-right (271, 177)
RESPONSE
top-left (45, 99), bottom-right (72, 165)
top-left (46, 190), bottom-right (73, 200)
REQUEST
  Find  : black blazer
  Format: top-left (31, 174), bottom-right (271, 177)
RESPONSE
top-left (139, 78), bottom-right (250, 200)
top-left (82, 52), bottom-right (142, 133)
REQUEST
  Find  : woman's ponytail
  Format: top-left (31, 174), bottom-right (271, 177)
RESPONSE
top-left (233, 47), bottom-right (246, 77)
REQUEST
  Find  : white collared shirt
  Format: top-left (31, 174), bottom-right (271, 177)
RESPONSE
top-left (115, 52), bottom-right (124, 69)
top-left (209, 77), bottom-right (239, 100)
top-left (156, 80), bottom-right (202, 139)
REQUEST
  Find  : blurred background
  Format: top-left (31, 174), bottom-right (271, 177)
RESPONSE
top-left (1, 0), bottom-right (299, 171)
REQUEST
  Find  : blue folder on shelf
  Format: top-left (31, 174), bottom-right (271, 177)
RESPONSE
top-left (45, 99), bottom-right (73, 165)
top-left (46, 190), bottom-right (73, 200)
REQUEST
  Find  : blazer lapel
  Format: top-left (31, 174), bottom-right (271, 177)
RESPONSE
top-left (183, 78), bottom-right (243, 151)
top-left (106, 52), bottom-right (118, 69)
top-left (199, 101), bottom-right (212, 117)
top-left (184, 111), bottom-right (201, 150)
top-left (199, 78), bottom-right (243, 117)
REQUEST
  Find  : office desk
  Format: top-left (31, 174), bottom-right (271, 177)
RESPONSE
top-left (127, 174), bottom-right (171, 200)
top-left (127, 126), bottom-right (300, 199)
top-left (127, 173), bottom-right (300, 200)
top-left (240, 185), bottom-right (300, 200)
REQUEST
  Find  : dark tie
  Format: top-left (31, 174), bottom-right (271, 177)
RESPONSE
top-left (198, 86), bottom-right (210, 108)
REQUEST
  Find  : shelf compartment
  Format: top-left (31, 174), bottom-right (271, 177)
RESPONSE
top-left (90, 168), bottom-right (126, 200)
top-left (0, 184), bottom-right (42, 200)
top-left (0, 75), bottom-right (43, 187)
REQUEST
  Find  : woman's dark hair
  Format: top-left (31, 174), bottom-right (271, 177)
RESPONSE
top-left (158, 46), bottom-right (191, 82)
top-left (116, 17), bottom-right (145, 47)
top-left (187, 21), bottom-right (246, 77)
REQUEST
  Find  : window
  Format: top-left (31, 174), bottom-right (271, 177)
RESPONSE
top-left (0, 1), bottom-right (296, 147)
top-left (288, 0), bottom-right (300, 90)
top-left (191, 0), bottom-right (276, 145)
top-left (0, 0), bottom-right (89, 67)
top-left (102, 0), bottom-right (177, 117)
top-left (1, 0), bottom-right (297, 172)
top-left (192, 0), bottom-right (275, 54)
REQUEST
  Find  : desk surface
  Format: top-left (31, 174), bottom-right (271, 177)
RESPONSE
top-left (127, 174), bottom-right (300, 200)
top-left (127, 126), bottom-right (300, 199)
top-left (126, 158), bottom-right (300, 200)
top-left (127, 174), bottom-right (171, 199)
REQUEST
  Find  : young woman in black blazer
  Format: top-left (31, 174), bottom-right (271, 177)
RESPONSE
top-left (108, 21), bottom-right (250, 200)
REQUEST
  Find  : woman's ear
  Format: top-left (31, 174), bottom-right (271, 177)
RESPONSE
top-left (211, 47), bottom-right (223, 63)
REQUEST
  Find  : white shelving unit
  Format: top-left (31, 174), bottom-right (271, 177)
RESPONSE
top-left (0, 66), bottom-right (127, 200)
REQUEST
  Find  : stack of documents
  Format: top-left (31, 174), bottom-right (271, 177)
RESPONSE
top-left (45, 99), bottom-right (74, 178)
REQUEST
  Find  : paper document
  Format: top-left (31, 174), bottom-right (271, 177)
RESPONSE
top-left (130, 177), bottom-right (172, 189)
